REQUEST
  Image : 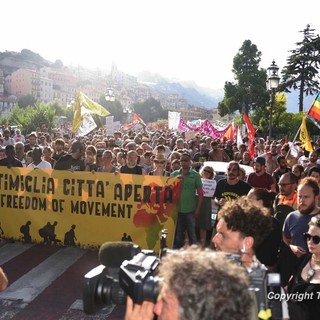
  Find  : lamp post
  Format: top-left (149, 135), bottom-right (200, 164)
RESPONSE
top-left (105, 88), bottom-right (115, 102)
top-left (266, 60), bottom-right (280, 140)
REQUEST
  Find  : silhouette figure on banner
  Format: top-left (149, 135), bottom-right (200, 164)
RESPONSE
top-left (0, 222), bottom-right (4, 240)
top-left (39, 221), bottom-right (61, 245)
top-left (20, 221), bottom-right (32, 243)
top-left (121, 233), bottom-right (133, 242)
top-left (64, 224), bottom-right (77, 246)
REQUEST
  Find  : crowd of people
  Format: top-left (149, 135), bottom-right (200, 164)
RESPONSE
top-left (1, 123), bottom-right (320, 319)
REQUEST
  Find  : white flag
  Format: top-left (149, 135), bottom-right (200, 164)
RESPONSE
top-left (236, 125), bottom-right (243, 148)
top-left (77, 113), bottom-right (97, 136)
top-left (168, 111), bottom-right (181, 130)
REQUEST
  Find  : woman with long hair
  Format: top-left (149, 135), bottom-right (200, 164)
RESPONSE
top-left (287, 215), bottom-right (320, 319)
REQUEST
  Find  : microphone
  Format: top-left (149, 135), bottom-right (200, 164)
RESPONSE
top-left (98, 241), bottom-right (141, 268)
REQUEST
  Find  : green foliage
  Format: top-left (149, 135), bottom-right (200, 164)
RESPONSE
top-left (53, 59), bottom-right (64, 68)
top-left (97, 96), bottom-right (166, 125)
top-left (98, 96), bottom-right (125, 122)
top-left (132, 98), bottom-right (167, 123)
top-left (281, 24), bottom-right (320, 112)
top-left (250, 93), bottom-right (303, 139)
top-left (8, 103), bottom-right (56, 135)
top-left (18, 94), bottom-right (37, 108)
top-left (218, 40), bottom-right (268, 116)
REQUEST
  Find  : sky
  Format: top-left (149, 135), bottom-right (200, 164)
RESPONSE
top-left (1, 0), bottom-right (320, 90)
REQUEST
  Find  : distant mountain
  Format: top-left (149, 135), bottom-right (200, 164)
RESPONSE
top-left (1, 49), bottom-right (316, 113)
top-left (137, 71), bottom-right (223, 108)
top-left (137, 71), bottom-right (320, 113)
top-left (0, 49), bottom-right (53, 75)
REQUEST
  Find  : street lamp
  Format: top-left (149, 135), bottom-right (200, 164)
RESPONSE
top-left (266, 60), bottom-right (280, 140)
top-left (105, 88), bottom-right (115, 102)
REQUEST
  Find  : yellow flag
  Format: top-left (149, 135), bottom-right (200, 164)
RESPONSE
top-left (72, 91), bottom-right (110, 133)
top-left (300, 116), bottom-right (313, 152)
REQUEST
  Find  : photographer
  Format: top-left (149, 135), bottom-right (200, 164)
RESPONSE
top-left (124, 246), bottom-right (252, 320)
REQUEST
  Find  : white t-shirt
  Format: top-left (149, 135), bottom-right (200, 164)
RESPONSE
top-left (27, 160), bottom-right (52, 169)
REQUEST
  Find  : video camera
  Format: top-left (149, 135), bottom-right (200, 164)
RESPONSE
top-left (83, 229), bottom-right (170, 314)
top-left (83, 230), bottom-right (282, 319)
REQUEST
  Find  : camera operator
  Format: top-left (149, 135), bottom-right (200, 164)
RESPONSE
top-left (124, 246), bottom-right (252, 320)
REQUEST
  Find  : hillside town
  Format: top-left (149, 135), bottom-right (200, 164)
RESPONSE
top-left (0, 50), bottom-right (216, 122)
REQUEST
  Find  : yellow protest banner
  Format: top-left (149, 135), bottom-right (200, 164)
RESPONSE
top-left (0, 167), bottom-right (181, 252)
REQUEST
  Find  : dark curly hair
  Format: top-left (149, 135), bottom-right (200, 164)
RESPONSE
top-left (219, 197), bottom-right (272, 250)
top-left (159, 246), bottom-right (252, 320)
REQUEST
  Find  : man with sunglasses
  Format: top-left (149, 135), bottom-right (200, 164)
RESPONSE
top-left (282, 177), bottom-right (320, 286)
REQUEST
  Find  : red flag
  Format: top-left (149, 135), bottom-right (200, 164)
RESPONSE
top-left (307, 93), bottom-right (320, 122)
top-left (132, 113), bottom-right (146, 126)
top-left (243, 113), bottom-right (256, 158)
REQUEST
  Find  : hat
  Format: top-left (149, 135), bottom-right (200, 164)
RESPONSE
top-left (254, 156), bottom-right (266, 166)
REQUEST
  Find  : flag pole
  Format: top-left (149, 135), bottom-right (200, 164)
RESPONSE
top-left (292, 123), bottom-right (302, 144)
top-left (286, 118), bottom-right (303, 160)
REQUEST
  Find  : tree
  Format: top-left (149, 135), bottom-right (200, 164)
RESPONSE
top-left (18, 94), bottom-right (37, 108)
top-left (53, 59), bottom-right (64, 69)
top-left (98, 96), bottom-right (125, 122)
top-left (281, 24), bottom-right (320, 112)
top-left (251, 93), bottom-right (287, 137)
top-left (8, 103), bottom-right (56, 135)
top-left (132, 98), bottom-right (167, 123)
top-left (218, 40), bottom-right (269, 116)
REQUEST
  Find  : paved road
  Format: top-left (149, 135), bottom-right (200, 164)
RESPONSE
top-left (0, 240), bottom-right (126, 320)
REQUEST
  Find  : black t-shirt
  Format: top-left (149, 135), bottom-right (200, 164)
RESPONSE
top-left (214, 178), bottom-right (252, 202)
top-left (256, 217), bottom-right (282, 267)
top-left (120, 165), bottom-right (143, 175)
top-left (52, 151), bottom-right (68, 162)
top-left (54, 154), bottom-right (85, 171)
top-left (0, 157), bottom-right (23, 167)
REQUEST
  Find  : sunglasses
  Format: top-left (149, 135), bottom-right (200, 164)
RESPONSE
top-left (203, 169), bottom-right (213, 174)
top-left (304, 232), bottom-right (320, 245)
top-left (154, 160), bottom-right (165, 164)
